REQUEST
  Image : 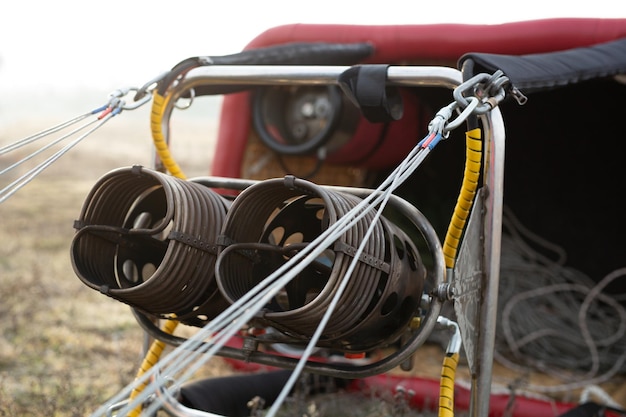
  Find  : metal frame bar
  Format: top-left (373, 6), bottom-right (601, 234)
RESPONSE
top-left (157, 64), bottom-right (506, 417)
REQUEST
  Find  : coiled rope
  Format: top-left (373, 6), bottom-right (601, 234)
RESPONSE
top-left (496, 206), bottom-right (626, 394)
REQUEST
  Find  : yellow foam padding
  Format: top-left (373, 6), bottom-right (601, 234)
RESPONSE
top-left (438, 352), bottom-right (460, 417)
top-left (443, 129), bottom-right (482, 269)
top-left (150, 92), bottom-right (187, 180)
top-left (127, 318), bottom-right (179, 416)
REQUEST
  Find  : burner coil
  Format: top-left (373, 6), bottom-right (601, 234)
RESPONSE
top-left (71, 166), bottom-right (230, 326)
top-left (216, 176), bottom-right (427, 352)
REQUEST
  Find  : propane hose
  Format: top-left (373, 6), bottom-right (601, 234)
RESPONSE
top-left (149, 91), bottom-right (187, 178)
top-left (437, 317), bottom-right (462, 417)
top-left (437, 128), bottom-right (482, 417)
top-left (442, 128), bottom-right (482, 269)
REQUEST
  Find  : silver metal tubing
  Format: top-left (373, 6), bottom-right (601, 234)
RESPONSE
top-left (175, 64), bottom-right (463, 90)
top-left (156, 65), bottom-right (462, 170)
top-left (470, 106), bottom-right (505, 417)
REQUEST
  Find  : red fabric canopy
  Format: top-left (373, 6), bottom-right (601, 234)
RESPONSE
top-left (212, 18), bottom-right (626, 177)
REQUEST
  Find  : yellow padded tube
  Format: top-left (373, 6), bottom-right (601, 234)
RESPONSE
top-left (150, 92), bottom-right (187, 180)
top-left (438, 352), bottom-right (460, 417)
top-left (442, 128), bottom-right (482, 269)
top-left (127, 318), bottom-right (179, 416)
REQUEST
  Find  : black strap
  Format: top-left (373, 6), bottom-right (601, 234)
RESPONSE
top-left (338, 64), bottom-right (404, 123)
top-left (557, 402), bottom-right (626, 417)
top-left (458, 37), bottom-right (626, 93)
top-left (179, 370), bottom-right (352, 416)
top-left (559, 403), bottom-right (605, 417)
top-left (179, 370), bottom-right (292, 416)
top-left (210, 41), bottom-right (374, 66)
top-left (187, 42), bottom-right (375, 96)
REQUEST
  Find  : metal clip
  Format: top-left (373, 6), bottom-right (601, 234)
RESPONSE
top-left (428, 102), bottom-right (457, 137)
top-left (444, 96), bottom-right (480, 133)
top-left (174, 87), bottom-right (195, 110)
top-left (453, 71), bottom-right (514, 116)
top-left (453, 73), bottom-right (492, 113)
top-left (134, 71), bottom-right (169, 102)
top-left (108, 87), bottom-right (153, 111)
top-left (509, 85), bottom-right (528, 105)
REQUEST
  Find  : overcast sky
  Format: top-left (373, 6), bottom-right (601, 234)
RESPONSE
top-left (1, 0), bottom-right (625, 94)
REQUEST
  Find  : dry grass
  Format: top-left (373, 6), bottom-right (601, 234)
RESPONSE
top-left (0, 97), bottom-right (230, 416)
top-left (0, 176), bottom-right (146, 416)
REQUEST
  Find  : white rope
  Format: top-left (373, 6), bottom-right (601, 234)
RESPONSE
top-left (496, 206), bottom-right (626, 395)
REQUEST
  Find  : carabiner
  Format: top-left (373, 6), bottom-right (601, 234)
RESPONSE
top-left (134, 71), bottom-right (169, 102)
top-left (108, 87), bottom-right (153, 111)
top-left (428, 101), bottom-right (458, 137)
top-left (453, 71), bottom-right (513, 115)
top-left (444, 96), bottom-right (480, 133)
top-left (122, 90), bottom-right (152, 110)
top-left (453, 73), bottom-right (491, 111)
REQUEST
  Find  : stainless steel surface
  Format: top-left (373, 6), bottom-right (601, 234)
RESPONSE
top-left (470, 106), bottom-right (505, 417)
top-left (176, 64), bottom-right (463, 90)
top-left (453, 191), bottom-right (485, 375)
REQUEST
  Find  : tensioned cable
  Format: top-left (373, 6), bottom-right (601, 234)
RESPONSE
top-left (0, 105), bottom-right (115, 204)
top-left (130, 132), bottom-right (439, 416)
top-left (92, 130), bottom-right (444, 417)
top-left (0, 112), bottom-right (93, 156)
top-left (264, 130), bottom-right (430, 417)
top-left (0, 87), bottom-right (153, 205)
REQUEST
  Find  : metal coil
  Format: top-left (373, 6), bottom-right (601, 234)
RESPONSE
top-left (70, 165), bottom-right (230, 326)
top-left (216, 176), bottom-right (427, 352)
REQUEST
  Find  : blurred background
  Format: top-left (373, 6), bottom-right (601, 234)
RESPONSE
top-left (1, 0), bottom-right (624, 104)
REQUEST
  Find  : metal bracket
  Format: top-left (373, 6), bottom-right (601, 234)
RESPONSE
top-left (452, 188), bottom-right (485, 375)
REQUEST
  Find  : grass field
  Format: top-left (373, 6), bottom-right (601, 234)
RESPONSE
top-left (0, 98), bottom-right (228, 416)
